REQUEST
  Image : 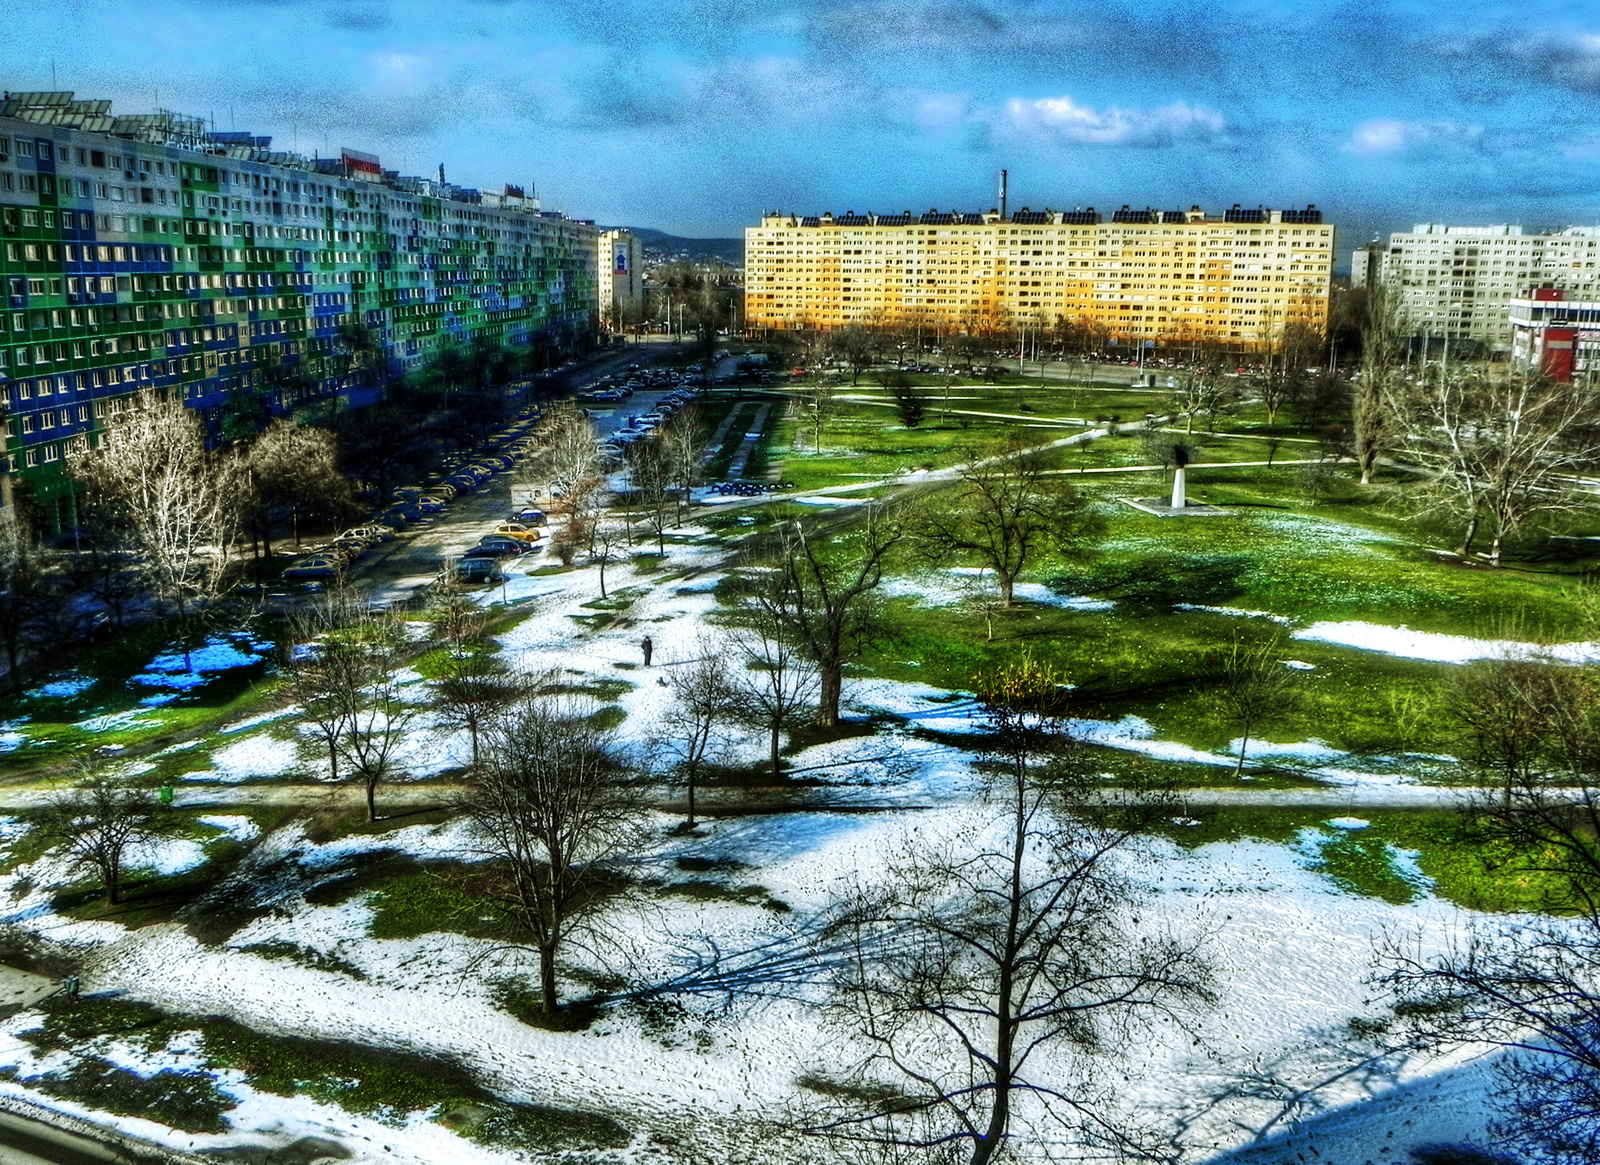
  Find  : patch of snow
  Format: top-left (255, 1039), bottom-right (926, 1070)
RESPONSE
top-left (1175, 602), bottom-right (1295, 624)
top-left (198, 816), bottom-right (261, 844)
top-left (124, 836), bottom-right (208, 877)
top-left (206, 736), bottom-right (299, 783)
top-left (221, 708), bottom-right (295, 734)
top-left (1327, 817), bottom-right (1371, 831)
top-left (1293, 619), bottom-right (1600, 665)
top-left (75, 710), bottom-right (157, 733)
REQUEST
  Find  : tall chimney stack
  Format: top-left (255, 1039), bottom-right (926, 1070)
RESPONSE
top-left (999, 169), bottom-right (1008, 221)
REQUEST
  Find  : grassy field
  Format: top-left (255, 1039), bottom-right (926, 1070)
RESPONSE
top-left (5, 994), bottom-right (629, 1149)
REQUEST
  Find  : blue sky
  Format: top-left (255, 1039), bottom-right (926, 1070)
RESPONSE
top-left (6, 0), bottom-right (1600, 261)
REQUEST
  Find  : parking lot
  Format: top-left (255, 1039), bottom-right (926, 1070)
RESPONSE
top-left (276, 345), bottom-right (744, 606)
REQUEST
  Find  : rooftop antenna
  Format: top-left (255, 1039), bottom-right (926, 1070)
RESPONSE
top-left (999, 169), bottom-right (1008, 221)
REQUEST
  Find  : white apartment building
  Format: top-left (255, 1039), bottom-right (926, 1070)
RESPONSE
top-left (1376, 224), bottom-right (1600, 353)
top-left (597, 229), bottom-right (642, 331)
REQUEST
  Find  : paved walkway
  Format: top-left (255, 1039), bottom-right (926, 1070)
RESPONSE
top-left (0, 781), bottom-right (1488, 815)
top-left (724, 403), bottom-right (773, 480)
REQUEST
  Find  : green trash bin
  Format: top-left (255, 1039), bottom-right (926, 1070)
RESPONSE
top-left (158, 785), bottom-right (174, 806)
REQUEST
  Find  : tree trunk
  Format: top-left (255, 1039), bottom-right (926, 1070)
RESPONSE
top-left (817, 665), bottom-right (843, 728)
top-left (998, 571), bottom-right (1016, 608)
top-left (687, 762), bottom-right (697, 827)
top-left (327, 739), bottom-right (339, 783)
top-left (106, 855), bottom-right (120, 905)
top-left (540, 942), bottom-right (560, 1015)
top-left (1235, 726), bottom-right (1251, 777)
top-left (770, 723), bottom-right (782, 778)
top-left (1457, 511), bottom-right (1480, 558)
top-left (365, 775), bottom-right (378, 822)
top-left (598, 557), bottom-right (607, 600)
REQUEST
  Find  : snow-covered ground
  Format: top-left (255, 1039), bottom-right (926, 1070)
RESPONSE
top-left (0, 511), bottom-right (1557, 1163)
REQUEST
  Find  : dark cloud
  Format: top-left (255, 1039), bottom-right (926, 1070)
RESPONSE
top-left (325, 3), bottom-right (392, 31)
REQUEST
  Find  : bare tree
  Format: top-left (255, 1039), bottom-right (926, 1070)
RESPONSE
top-left (248, 419), bottom-right (355, 555)
top-left (433, 653), bottom-right (526, 773)
top-left (796, 381), bottom-right (839, 453)
top-left (1386, 368), bottom-right (1600, 565)
top-left (588, 513), bottom-right (629, 600)
top-left (1354, 286), bottom-right (1407, 486)
top-left (335, 618), bottom-right (415, 822)
top-left (729, 617), bottom-right (820, 778)
top-left (458, 690), bottom-right (647, 1015)
top-left (1169, 368), bottom-right (1229, 436)
top-left (663, 405), bottom-right (711, 525)
top-left (69, 388), bottom-right (243, 619)
top-left (816, 655), bottom-right (1213, 1164)
top-left (912, 435), bottom-right (1103, 607)
top-left (742, 507), bottom-right (905, 727)
top-left (427, 572), bottom-right (489, 653)
top-left (1381, 646), bottom-right (1600, 1165)
top-left (664, 637), bottom-right (737, 826)
top-left (627, 435), bottom-right (675, 556)
top-left (1213, 634), bottom-right (1301, 777)
top-left (832, 328), bottom-right (879, 386)
top-left (958, 567), bottom-right (1006, 643)
top-left (285, 596), bottom-right (414, 818)
top-left (36, 767), bottom-right (167, 906)
top-left (521, 402), bottom-right (603, 505)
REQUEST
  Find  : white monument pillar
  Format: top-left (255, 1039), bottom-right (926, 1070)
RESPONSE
top-left (1170, 465), bottom-right (1186, 509)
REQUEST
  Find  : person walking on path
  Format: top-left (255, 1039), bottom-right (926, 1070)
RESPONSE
top-left (641, 636), bottom-right (653, 667)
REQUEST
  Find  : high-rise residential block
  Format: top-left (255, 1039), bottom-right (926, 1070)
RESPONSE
top-left (597, 229), bottom-right (642, 332)
top-left (744, 204), bottom-right (1334, 344)
top-left (0, 90), bottom-right (598, 516)
top-left (1373, 223), bottom-right (1600, 354)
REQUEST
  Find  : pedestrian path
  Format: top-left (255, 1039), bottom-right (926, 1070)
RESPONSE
top-left (724, 403), bottom-right (773, 480)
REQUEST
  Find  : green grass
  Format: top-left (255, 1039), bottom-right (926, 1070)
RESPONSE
top-left (364, 865), bottom-right (506, 941)
top-left (1150, 807), bottom-right (1569, 912)
top-left (0, 621), bottom-right (290, 772)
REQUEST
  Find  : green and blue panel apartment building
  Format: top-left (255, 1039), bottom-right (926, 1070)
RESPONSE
top-left (0, 91), bottom-right (598, 530)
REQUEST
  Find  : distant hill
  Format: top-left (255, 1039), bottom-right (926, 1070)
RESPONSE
top-left (613, 227), bottom-right (742, 268)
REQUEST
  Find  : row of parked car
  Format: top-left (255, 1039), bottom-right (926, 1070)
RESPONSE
top-left (597, 385), bottom-right (703, 458)
top-left (280, 412), bottom-right (544, 583)
top-left (440, 514), bottom-right (549, 584)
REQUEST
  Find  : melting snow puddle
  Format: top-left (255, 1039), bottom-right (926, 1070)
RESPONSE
top-left (126, 633), bottom-right (274, 699)
top-left (28, 674), bottom-right (96, 699)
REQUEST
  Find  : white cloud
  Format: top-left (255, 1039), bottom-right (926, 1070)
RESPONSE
top-left (1002, 95), bottom-right (1226, 147)
top-left (1345, 118), bottom-right (1484, 156)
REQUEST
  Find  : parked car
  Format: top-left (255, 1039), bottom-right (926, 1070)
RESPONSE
top-left (443, 557), bottom-right (501, 584)
top-left (447, 475), bottom-right (479, 493)
top-left (417, 496), bottom-right (447, 514)
top-left (513, 508), bottom-right (546, 525)
top-left (283, 555), bottom-right (344, 581)
top-left (344, 524), bottom-right (396, 542)
top-left (472, 536), bottom-right (528, 557)
top-left (490, 523), bottom-right (541, 543)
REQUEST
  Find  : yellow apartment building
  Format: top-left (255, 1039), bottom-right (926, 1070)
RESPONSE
top-left (744, 204), bottom-right (1335, 346)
